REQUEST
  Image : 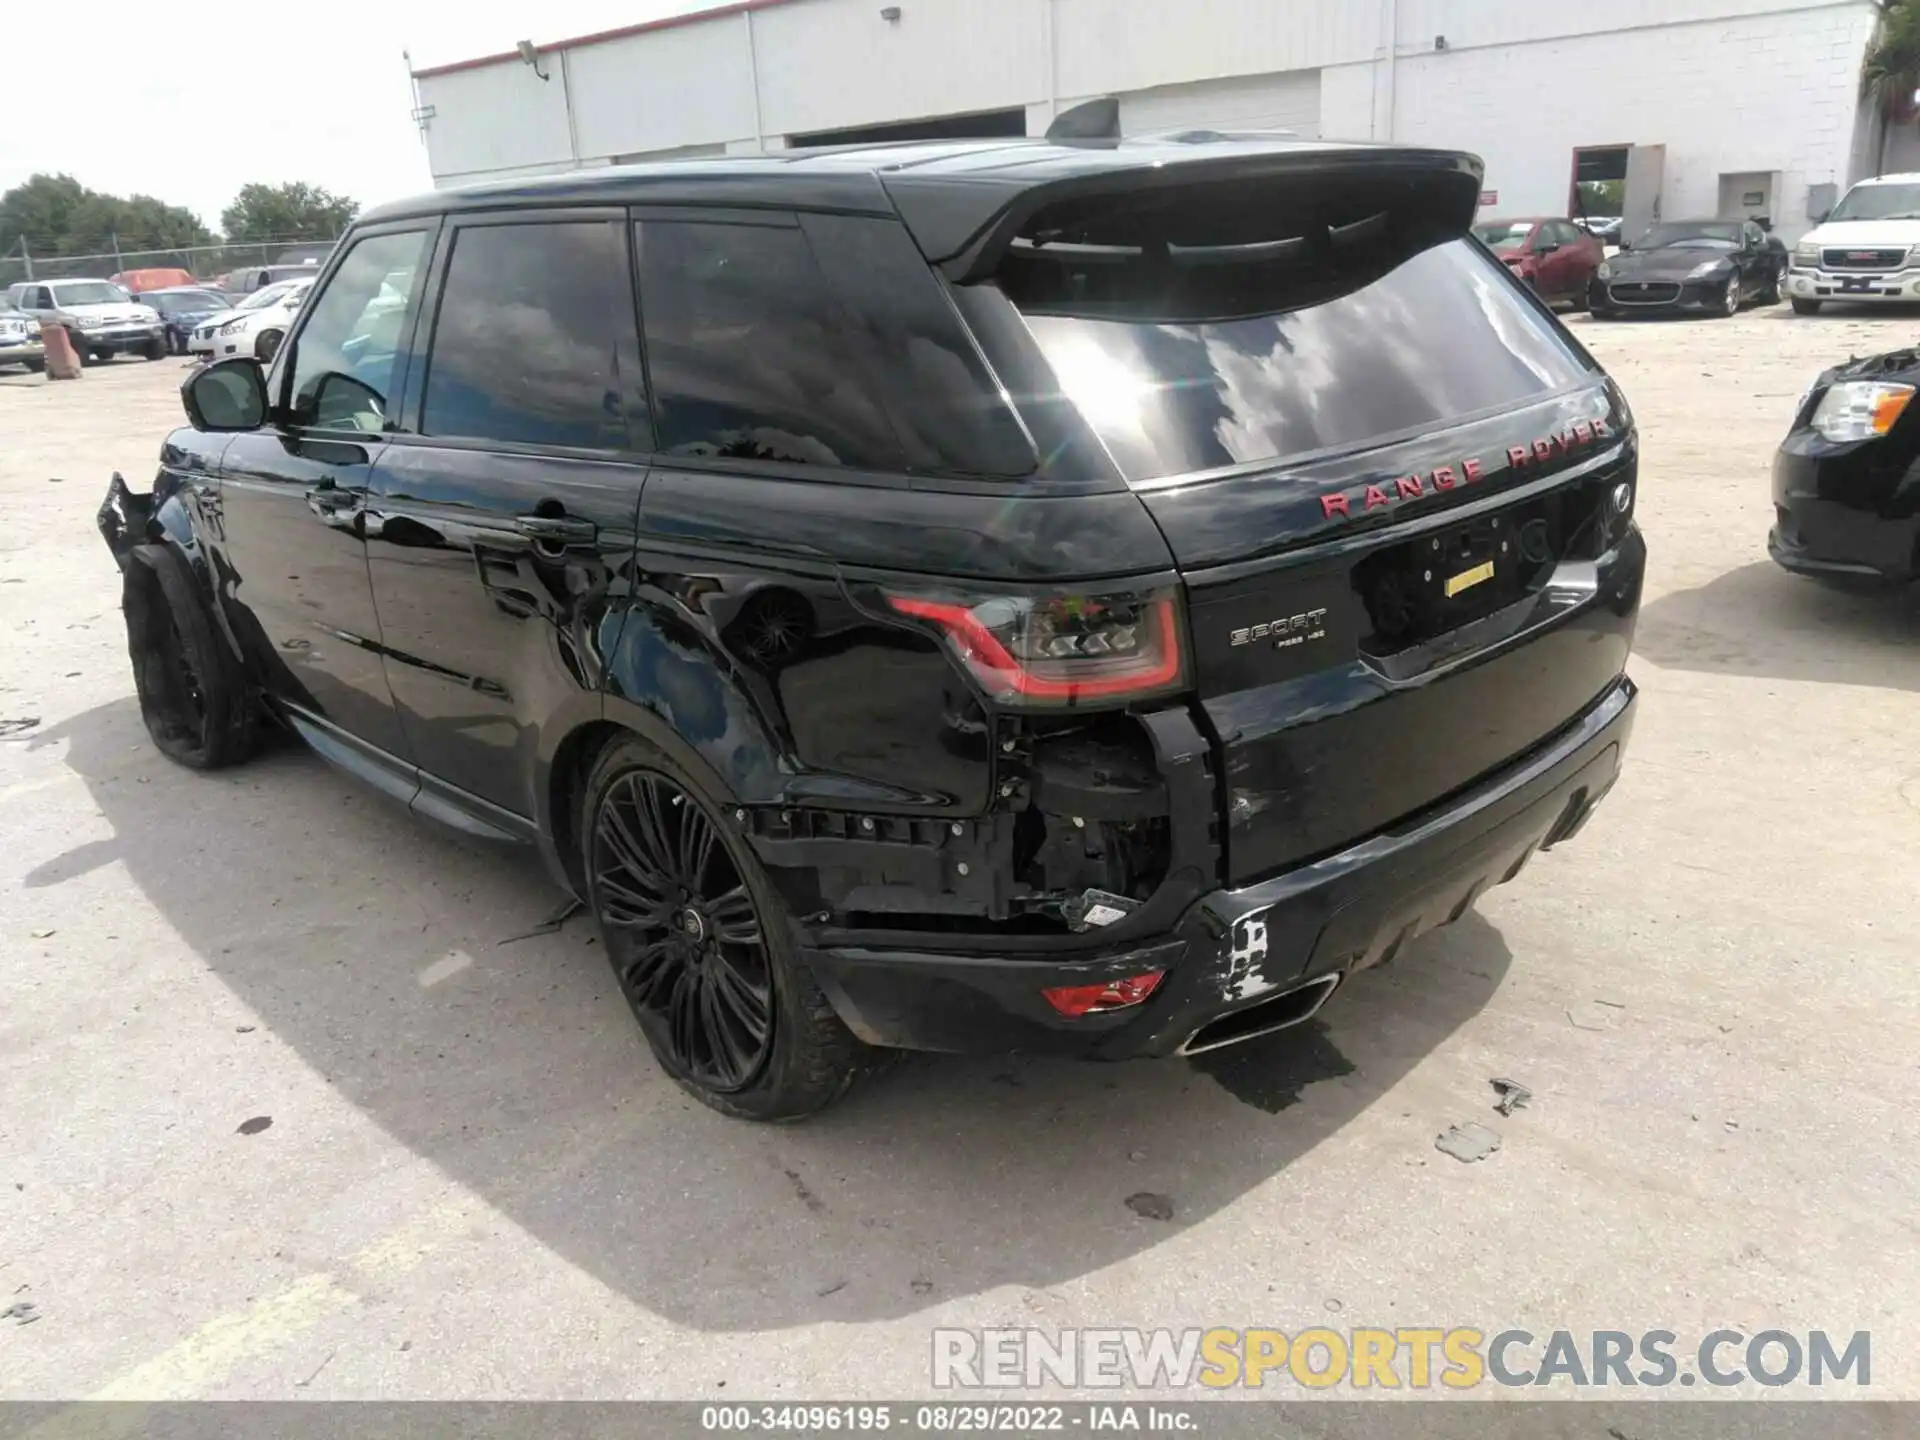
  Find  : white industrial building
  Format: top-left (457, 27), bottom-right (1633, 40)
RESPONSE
top-left (411, 0), bottom-right (1900, 243)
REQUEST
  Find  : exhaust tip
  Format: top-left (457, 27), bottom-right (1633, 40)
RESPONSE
top-left (1178, 972), bottom-right (1342, 1056)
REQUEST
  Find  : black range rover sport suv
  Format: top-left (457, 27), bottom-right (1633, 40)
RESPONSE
top-left (99, 137), bottom-right (1644, 1119)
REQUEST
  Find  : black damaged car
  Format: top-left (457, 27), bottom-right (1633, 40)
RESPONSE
top-left (97, 137), bottom-right (1645, 1120)
top-left (1771, 347), bottom-right (1920, 586)
top-left (1588, 217), bottom-right (1785, 318)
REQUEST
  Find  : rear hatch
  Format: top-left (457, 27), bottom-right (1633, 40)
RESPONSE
top-left (990, 156), bottom-right (1639, 884)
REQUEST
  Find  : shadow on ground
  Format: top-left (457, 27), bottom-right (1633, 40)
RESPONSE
top-left (1636, 560), bottom-right (1920, 690)
top-left (29, 699), bottom-right (1512, 1334)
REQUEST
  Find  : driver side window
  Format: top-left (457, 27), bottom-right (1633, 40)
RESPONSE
top-left (286, 229), bottom-right (430, 432)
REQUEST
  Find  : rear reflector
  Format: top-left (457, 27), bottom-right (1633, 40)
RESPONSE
top-left (1041, 970), bottom-right (1165, 1018)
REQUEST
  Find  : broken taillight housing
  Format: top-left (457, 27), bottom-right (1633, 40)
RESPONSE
top-left (1041, 970), bottom-right (1165, 1018)
top-left (885, 586), bottom-right (1187, 708)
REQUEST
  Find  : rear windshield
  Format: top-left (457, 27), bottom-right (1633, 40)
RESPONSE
top-left (1006, 235), bottom-right (1589, 482)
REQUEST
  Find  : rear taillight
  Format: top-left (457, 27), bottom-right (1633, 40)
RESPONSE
top-left (885, 586), bottom-right (1187, 708)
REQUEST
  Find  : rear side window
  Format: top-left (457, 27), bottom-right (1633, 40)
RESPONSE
top-left (422, 220), bottom-right (643, 450)
top-left (637, 219), bottom-right (904, 470)
top-left (998, 178), bottom-right (1592, 483)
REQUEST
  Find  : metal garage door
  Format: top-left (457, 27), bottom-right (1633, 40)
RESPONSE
top-left (1118, 70), bottom-right (1321, 139)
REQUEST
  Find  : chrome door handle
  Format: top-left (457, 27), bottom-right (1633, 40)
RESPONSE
top-left (513, 513), bottom-right (597, 547)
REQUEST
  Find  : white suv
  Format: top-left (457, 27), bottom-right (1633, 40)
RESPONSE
top-left (1786, 173), bottom-right (1920, 314)
top-left (5, 279), bottom-right (167, 363)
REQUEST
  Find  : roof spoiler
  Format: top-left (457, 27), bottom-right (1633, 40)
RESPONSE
top-left (883, 146), bottom-right (1486, 286)
top-left (1045, 97), bottom-right (1120, 143)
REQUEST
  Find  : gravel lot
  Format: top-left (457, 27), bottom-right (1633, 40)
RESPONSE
top-left (2, 308), bottom-right (1917, 1404)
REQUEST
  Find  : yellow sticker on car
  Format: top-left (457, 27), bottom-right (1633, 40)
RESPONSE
top-left (1445, 560), bottom-right (1495, 598)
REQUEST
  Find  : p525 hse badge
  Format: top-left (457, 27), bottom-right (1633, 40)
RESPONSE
top-left (1230, 608), bottom-right (1329, 649)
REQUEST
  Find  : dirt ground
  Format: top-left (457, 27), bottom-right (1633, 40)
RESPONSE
top-left (1, 307), bottom-right (1917, 1405)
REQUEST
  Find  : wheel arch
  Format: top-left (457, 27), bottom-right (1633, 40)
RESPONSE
top-left (539, 700), bottom-right (748, 900)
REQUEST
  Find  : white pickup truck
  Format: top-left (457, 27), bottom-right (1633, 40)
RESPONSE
top-left (1787, 172), bottom-right (1920, 314)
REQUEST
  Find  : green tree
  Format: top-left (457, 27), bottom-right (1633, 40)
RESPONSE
top-left (221, 183), bottom-right (358, 244)
top-left (1863, 0), bottom-right (1920, 169)
top-left (0, 172), bottom-right (214, 258)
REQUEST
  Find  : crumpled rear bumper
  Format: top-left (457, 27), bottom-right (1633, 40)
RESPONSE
top-left (803, 676), bottom-right (1636, 1059)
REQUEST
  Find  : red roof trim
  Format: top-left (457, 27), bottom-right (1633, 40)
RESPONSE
top-left (412, 0), bottom-right (802, 79)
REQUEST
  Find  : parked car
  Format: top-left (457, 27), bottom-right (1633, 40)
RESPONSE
top-left (1769, 345), bottom-right (1920, 586)
top-left (1471, 216), bottom-right (1605, 308)
top-left (110, 267), bottom-right (198, 295)
top-left (1588, 218), bottom-right (1784, 318)
top-left (1785, 172), bottom-right (1920, 314)
top-left (96, 138), bottom-right (1643, 1120)
top-left (0, 293), bottom-right (45, 372)
top-left (1581, 216), bottom-right (1624, 245)
top-left (141, 286), bottom-right (232, 356)
top-left (189, 277), bottom-right (313, 362)
top-left (6, 278), bottom-right (166, 363)
top-left (218, 261), bottom-right (322, 296)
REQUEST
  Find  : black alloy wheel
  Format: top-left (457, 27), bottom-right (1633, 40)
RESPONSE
top-left (1720, 275), bottom-right (1741, 317)
top-left (594, 770), bottom-right (776, 1093)
top-left (120, 544), bottom-right (257, 769)
top-left (582, 737), bottom-right (878, 1119)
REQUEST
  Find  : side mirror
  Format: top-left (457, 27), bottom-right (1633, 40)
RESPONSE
top-left (182, 357), bottom-right (268, 432)
top-left (1535, 241), bottom-right (1561, 255)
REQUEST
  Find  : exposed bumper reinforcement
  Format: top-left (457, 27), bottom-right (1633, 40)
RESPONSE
top-left (803, 674), bottom-right (1637, 1059)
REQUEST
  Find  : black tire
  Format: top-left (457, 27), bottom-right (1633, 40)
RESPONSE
top-left (69, 331), bottom-right (92, 366)
top-left (144, 337), bottom-right (168, 361)
top-left (1759, 270), bottom-right (1782, 305)
top-left (23, 356), bottom-right (43, 373)
top-left (582, 735), bottom-right (877, 1121)
top-left (255, 329), bottom-right (283, 364)
top-left (119, 544), bottom-right (258, 770)
top-left (1791, 297), bottom-right (1823, 316)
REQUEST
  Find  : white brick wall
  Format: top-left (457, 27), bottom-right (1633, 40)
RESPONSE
top-left (1359, 1), bottom-right (1879, 242)
top-left (416, 0), bottom-right (1881, 237)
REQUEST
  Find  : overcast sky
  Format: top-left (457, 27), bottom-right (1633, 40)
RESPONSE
top-left (5, 0), bottom-right (725, 230)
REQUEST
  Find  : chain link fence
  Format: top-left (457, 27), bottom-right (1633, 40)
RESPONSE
top-left (0, 239), bottom-right (337, 290)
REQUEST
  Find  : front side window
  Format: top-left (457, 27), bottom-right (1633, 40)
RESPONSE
top-left (287, 229), bottom-right (429, 431)
top-left (637, 219), bottom-right (903, 470)
top-left (420, 219), bottom-right (641, 450)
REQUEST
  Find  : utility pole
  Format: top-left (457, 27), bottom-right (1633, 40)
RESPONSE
top-left (110, 231), bottom-right (125, 271)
